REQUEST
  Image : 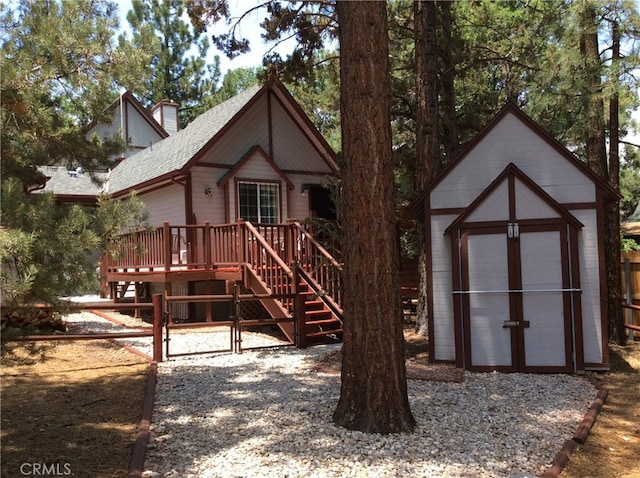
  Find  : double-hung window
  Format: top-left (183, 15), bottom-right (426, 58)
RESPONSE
top-left (238, 182), bottom-right (280, 224)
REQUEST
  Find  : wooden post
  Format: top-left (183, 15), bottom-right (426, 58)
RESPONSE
top-left (152, 293), bottom-right (163, 362)
top-left (625, 257), bottom-right (634, 342)
top-left (163, 221), bottom-right (171, 271)
top-left (204, 221), bottom-right (211, 269)
top-left (294, 263), bottom-right (307, 348)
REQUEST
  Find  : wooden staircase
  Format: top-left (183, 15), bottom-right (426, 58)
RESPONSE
top-left (242, 221), bottom-right (343, 347)
top-left (297, 279), bottom-right (342, 345)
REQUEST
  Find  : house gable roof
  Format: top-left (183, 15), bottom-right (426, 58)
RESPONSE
top-left (216, 145), bottom-right (295, 190)
top-left (410, 103), bottom-right (621, 219)
top-left (107, 79), bottom-right (337, 196)
top-left (444, 163), bottom-right (583, 235)
top-left (87, 91), bottom-right (169, 140)
top-left (35, 166), bottom-right (109, 203)
top-left (107, 84), bottom-right (263, 195)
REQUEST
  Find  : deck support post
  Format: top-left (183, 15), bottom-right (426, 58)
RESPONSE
top-left (293, 263), bottom-right (306, 348)
top-left (163, 221), bottom-right (171, 271)
top-left (152, 293), bottom-right (163, 362)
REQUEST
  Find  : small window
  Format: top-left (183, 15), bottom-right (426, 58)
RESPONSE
top-left (238, 182), bottom-right (280, 224)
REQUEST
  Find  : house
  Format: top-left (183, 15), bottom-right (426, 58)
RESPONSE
top-left (36, 91), bottom-right (172, 204)
top-left (410, 103), bottom-right (620, 373)
top-left (100, 79), bottom-right (342, 347)
top-left (104, 79), bottom-right (338, 226)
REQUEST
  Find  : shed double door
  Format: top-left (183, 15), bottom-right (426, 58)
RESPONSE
top-left (459, 224), bottom-right (575, 373)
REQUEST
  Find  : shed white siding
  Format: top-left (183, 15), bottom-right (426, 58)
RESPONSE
top-left (431, 112), bottom-right (596, 209)
top-left (431, 214), bottom-right (457, 361)
top-left (467, 233), bottom-right (512, 366)
top-left (520, 231), bottom-right (567, 366)
top-left (571, 209), bottom-right (603, 364)
top-left (423, 106), bottom-right (610, 372)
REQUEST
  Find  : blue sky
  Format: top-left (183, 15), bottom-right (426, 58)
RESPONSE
top-left (115, 0), bottom-right (295, 76)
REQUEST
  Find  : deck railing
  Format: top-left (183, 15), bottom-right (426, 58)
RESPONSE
top-left (243, 221), bottom-right (296, 313)
top-left (104, 220), bottom-right (344, 316)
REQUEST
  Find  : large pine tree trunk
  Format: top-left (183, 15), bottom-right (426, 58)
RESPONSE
top-left (333, 0), bottom-right (416, 434)
top-left (607, 21), bottom-right (625, 344)
top-left (579, 5), bottom-right (625, 345)
top-left (414, 0), bottom-right (439, 336)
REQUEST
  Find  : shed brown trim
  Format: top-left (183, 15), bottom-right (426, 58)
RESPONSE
top-left (409, 103), bottom-right (620, 219)
top-left (444, 163), bottom-right (583, 235)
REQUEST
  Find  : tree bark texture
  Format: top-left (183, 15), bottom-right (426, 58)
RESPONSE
top-left (607, 20), bottom-right (625, 344)
top-left (413, 0), bottom-right (439, 336)
top-left (333, 0), bottom-right (416, 434)
top-left (579, 4), bottom-right (625, 345)
top-left (439, 1), bottom-right (458, 162)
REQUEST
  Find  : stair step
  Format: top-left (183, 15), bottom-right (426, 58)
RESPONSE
top-left (305, 328), bottom-right (343, 338)
top-left (304, 300), bottom-right (325, 310)
top-left (304, 309), bottom-right (332, 318)
top-left (305, 318), bottom-right (341, 327)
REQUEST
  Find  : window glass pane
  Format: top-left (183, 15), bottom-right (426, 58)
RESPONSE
top-left (238, 182), bottom-right (279, 223)
top-left (238, 183), bottom-right (258, 223)
top-left (259, 184), bottom-right (279, 224)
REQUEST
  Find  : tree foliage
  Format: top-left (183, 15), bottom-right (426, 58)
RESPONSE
top-left (0, 0), bottom-right (150, 311)
top-left (126, 0), bottom-right (222, 125)
top-left (0, 0), bottom-right (147, 185)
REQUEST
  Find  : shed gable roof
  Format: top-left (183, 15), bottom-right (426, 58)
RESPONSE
top-left (410, 103), bottom-right (620, 219)
top-left (445, 163), bottom-right (583, 234)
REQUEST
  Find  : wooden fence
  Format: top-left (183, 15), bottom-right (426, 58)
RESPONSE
top-left (622, 251), bottom-right (640, 339)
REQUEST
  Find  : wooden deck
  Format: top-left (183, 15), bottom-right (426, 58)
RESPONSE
top-left (102, 221), bottom-right (344, 347)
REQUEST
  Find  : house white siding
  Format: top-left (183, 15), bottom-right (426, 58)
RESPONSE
top-left (127, 102), bottom-right (164, 149)
top-left (140, 184), bottom-right (186, 226)
top-left (191, 165), bottom-right (228, 224)
top-left (271, 96), bottom-right (334, 174)
top-left (199, 95), bottom-right (270, 167)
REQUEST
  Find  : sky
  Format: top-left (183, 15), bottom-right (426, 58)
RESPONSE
top-left (115, 0), bottom-right (295, 76)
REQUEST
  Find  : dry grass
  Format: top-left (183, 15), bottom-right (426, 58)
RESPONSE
top-left (1, 340), bottom-right (149, 478)
top-left (561, 340), bottom-right (640, 478)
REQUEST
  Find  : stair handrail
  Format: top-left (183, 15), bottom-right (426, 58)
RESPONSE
top-left (290, 221), bottom-right (343, 314)
top-left (290, 221), bottom-right (342, 269)
top-left (243, 221), bottom-right (296, 313)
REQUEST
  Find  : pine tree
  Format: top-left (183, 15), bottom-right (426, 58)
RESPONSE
top-left (0, 0), bottom-right (149, 314)
top-left (126, 0), bottom-right (222, 126)
top-left (332, 0), bottom-right (415, 434)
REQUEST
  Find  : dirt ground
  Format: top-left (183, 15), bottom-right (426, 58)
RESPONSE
top-left (1, 340), bottom-right (149, 478)
top-left (1, 322), bottom-right (638, 478)
top-left (560, 340), bottom-right (640, 478)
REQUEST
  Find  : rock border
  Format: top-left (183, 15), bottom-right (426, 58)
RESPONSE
top-left (540, 377), bottom-right (608, 477)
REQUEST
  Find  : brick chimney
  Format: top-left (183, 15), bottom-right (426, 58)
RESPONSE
top-left (152, 100), bottom-right (180, 135)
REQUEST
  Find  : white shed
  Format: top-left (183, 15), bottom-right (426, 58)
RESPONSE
top-left (411, 104), bottom-right (619, 373)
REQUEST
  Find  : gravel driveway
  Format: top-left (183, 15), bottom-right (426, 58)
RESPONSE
top-left (139, 344), bottom-right (595, 478)
top-left (63, 311), bottom-right (597, 478)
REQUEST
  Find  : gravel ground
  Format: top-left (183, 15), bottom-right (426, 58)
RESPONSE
top-left (64, 312), bottom-right (597, 478)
